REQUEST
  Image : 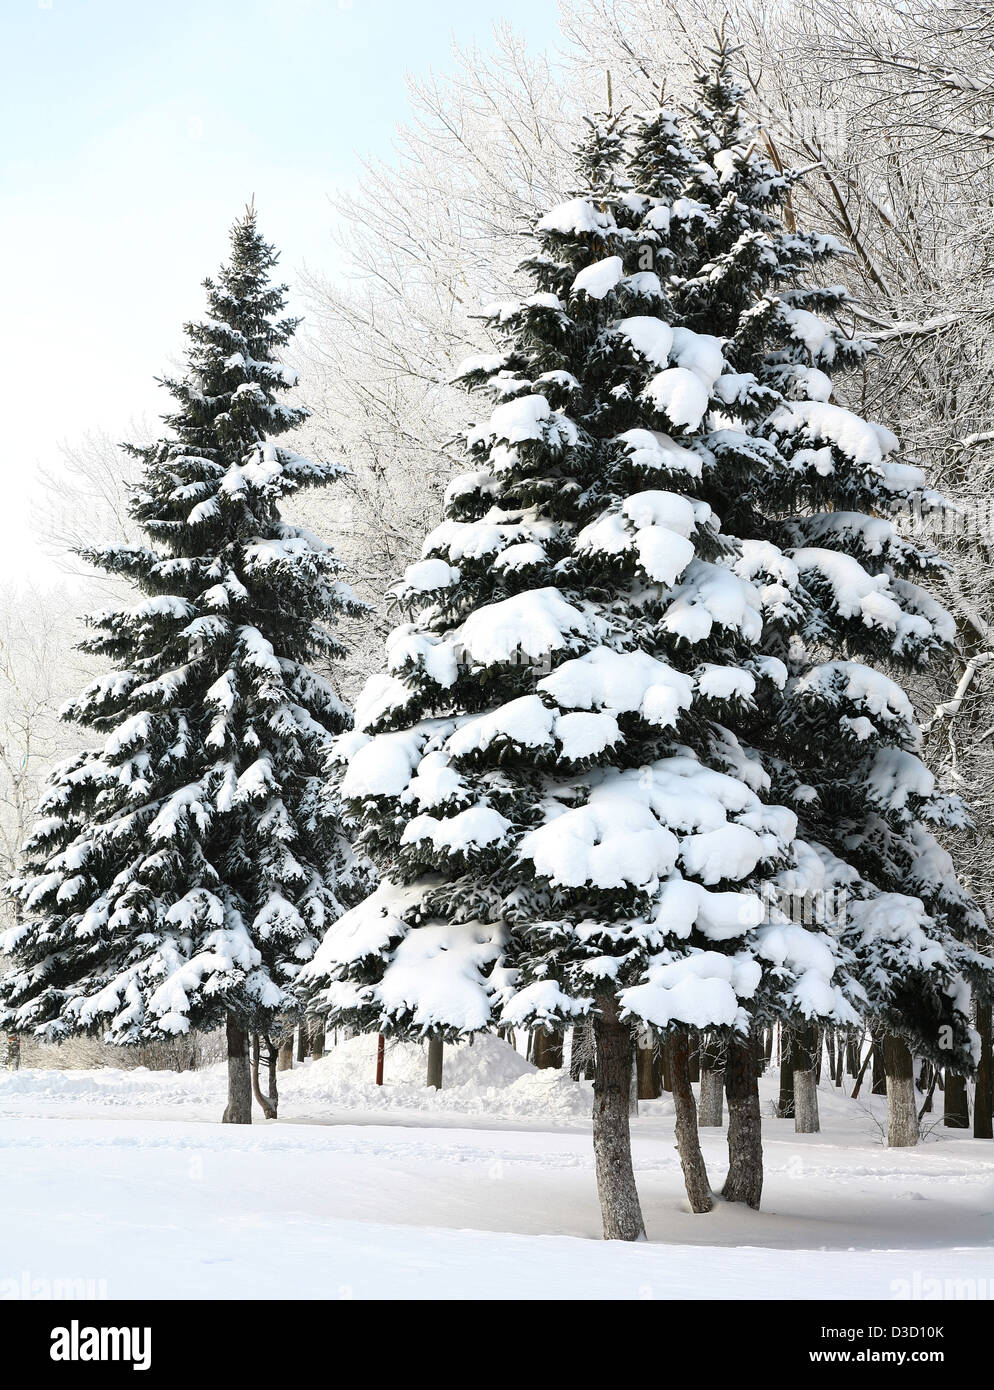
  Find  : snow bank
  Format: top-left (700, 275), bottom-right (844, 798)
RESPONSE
top-left (0, 1034), bottom-right (594, 1124)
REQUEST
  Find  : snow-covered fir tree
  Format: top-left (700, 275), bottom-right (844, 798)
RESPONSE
top-left (301, 108), bottom-right (870, 1237)
top-left (0, 208), bottom-right (365, 1123)
top-left (663, 45), bottom-right (993, 1160)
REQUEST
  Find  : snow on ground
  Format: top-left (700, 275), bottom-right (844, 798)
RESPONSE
top-left (2, 1035), bottom-right (993, 1300)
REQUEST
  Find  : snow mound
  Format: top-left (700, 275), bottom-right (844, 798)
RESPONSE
top-left (0, 1036), bottom-right (594, 1124)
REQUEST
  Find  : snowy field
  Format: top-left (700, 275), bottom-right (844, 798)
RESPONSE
top-left (2, 1035), bottom-right (993, 1301)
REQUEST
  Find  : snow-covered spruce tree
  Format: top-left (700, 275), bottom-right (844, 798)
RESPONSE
top-left (302, 112), bottom-right (862, 1236)
top-left (0, 209), bottom-right (365, 1123)
top-left (664, 46), bottom-right (992, 1160)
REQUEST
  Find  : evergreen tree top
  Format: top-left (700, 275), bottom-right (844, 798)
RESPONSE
top-left (303, 72), bottom-right (990, 1069)
top-left (1, 209), bottom-right (365, 1046)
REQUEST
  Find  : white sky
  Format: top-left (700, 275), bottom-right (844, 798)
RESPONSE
top-left (1, 0), bottom-right (563, 586)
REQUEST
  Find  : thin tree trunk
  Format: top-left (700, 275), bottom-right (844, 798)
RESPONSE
top-left (918, 1059), bottom-right (934, 1113)
top-left (533, 1027), bottom-right (564, 1069)
top-left (885, 1034), bottom-right (918, 1147)
top-left (794, 1022), bottom-right (821, 1134)
top-left (850, 1041), bottom-right (873, 1099)
top-left (918, 1069), bottom-right (938, 1122)
top-left (846, 1031), bottom-right (861, 1076)
top-left (660, 1038), bottom-right (673, 1092)
top-left (426, 1035), bottom-right (443, 1089)
top-left (310, 1017), bottom-right (325, 1060)
top-left (871, 1037), bottom-right (887, 1095)
top-left (778, 1027), bottom-right (796, 1117)
top-left (296, 1021), bottom-right (307, 1063)
top-left (943, 1071), bottom-right (970, 1129)
top-left (975, 1000), bottom-right (993, 1139)
top-left (670, 1028), bottom-right (713, 1213)
top-left (250, 1034), bottom-right (277, 1119)
top-left (222, 1016), bottom-right (252, 1124)
top-left (698, 1032), bottom-right (724, 1126)
top-left (592, 993), bottom-right (645, 1240)
top-left (722, 1030), bottom-right (763, 1209)
top-left (688, 1032), bottom-right (701, 1083)
top-left (569, 1019), bottom-right (593, 1080)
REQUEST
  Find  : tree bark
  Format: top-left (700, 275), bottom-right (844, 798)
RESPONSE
top-left (698, 1032), bottom-right (724, 1126)
top-left (296, 1021), bottom-right (307, 1063)
top-left (532, 1027), bottom-right (564, 1069)
top-left (310, 1017), bottom-right (325, 1060)
top-left (885, 1034), bottom-right (918, 1147)
top-left (660, 1038), bottom-right (673, 1092)
top-left (669, 1029), bottom-right (713, 1213)
top-left (426, 1035), bottom-right (444, 1089)
top-left (793, 1022), bottom-right (821, 1134)
top-left (871, 1037), bottom-right (887, 1095)
top-left (846, 1031), bottom-right (862, 1076)
top-left (688, 1033), bottom-right (701, 1083)
top-left (975, 1000), bottom-right (993, 1139)
top-left (699, 1069), bottom-right (724, 1126)
top-left (250, 1034), bottom-right (277, 1119)
top-left (778, 1026), bottom-right (796, 1117)
top-left (943, 1071), bottom-right (970, 1129)
top-left (278, 1034), bottom-right (294, 1071)
top-left (722, 1030), bottom-right (763, 1209)
top-left (918, 1060), bottom-right (934, 1113)
top-left (222, 1016), bottom-right (252, 1124)
top-left (569, 1019), bottom-right (594, 1080)
top-left (636, 1038), bottom-right (661, 1099)
top-left (592, 993), bottom-right (645, 1240)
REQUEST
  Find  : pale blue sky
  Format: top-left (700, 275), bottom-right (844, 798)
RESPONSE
top-left (1, 0), bottom-right (564, 582)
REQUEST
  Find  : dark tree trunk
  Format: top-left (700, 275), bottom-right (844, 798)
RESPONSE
top-left (722, 1030), bottom-right (763, 1209)
top-left (222, 1016), bottom-right (252, 1124)
top-left (918, 1060), bottom-right (934, 1113)
top-left (660, 1039), bottom-right (673, 1092)
top-left (846, 1031), bottom-right (862, 1076)
top-left (778, 1027), bottom-right (796, 1117)
top-left (636, 1039), bottom-right (661, 1099)
top-left (250, 1034), bottom-right (278, 1119)
top-left (569, 1019), bottom-right (594, 1080)
top-left (851, 1040), bottom-right (873, 1098)
top-left (793, 1022), bottom-right (821, 1134)
top-left (533, 1027), bottom-right (564, 1069)
top-left (278, 1034), bottom-right (294, 1071)
top-left (885, 1034), bottom-right (918, 1146)
top-left (426, 1035), bottom-right (444, 1089)
top-left (296, 1021), bottom-right (307, 1063)
top-left (688, 1032), bottom-right (701, 1083)
top-left (310, 1017), bottom-right (325, 1060)
top-left (943, 1071), bottom-right (970, 1129)
top-left (670, 1029), bottom-right (713, 1213)
top-left (592, 993), bottom-right (645, 1240)
top-left (974, 1000), bottom-right (993, 1138)
top-left (871, 1037), bottom-right (887, 1095)
top-left (975, 1001), bottom-right (993, 1139)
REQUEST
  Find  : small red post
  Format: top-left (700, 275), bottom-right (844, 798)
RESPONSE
top-left (375, 1032), bottom-right (385, 1086)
